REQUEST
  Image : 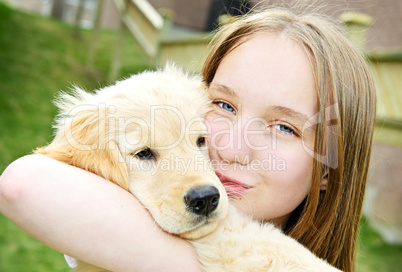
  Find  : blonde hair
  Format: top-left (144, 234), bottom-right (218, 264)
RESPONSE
top-left (202, 7), bottom-right (376, 272)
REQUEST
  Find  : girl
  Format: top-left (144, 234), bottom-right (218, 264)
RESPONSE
top-left (0, 6), bottom-right (375, 272)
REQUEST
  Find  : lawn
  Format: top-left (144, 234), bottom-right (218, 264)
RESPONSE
top-left (0, 3), bottom-right (148, 271)
top-left (0, 3), bottom-right (401, 272)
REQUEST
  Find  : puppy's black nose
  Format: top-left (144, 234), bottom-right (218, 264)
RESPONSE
top-left (184, 186), bottom-right (220, 216)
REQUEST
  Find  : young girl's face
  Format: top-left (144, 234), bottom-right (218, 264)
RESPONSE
top-left (206, 33), bottom-right (318, 228)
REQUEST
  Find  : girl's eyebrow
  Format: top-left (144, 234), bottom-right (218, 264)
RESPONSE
top-left (267, 105), bottom-right (309, 124)
top-left (209, 83), bottom-right (239, 98)
top-left (268, 106), bottom-right (316, 134)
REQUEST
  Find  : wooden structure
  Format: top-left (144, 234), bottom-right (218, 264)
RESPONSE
top-left (341, 13), bottom-right (402, 245)
top-left (113, 0), bottom-right (211, 72)
top-left (366, 50), bottom-right (402, 245)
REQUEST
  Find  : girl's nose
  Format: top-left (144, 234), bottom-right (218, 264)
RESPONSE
top-left (210, 117), bottom-right (268, 165)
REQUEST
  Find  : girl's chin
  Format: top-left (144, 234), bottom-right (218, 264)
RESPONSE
top-left (227, 198), bottom-right (254, 216)
top-left (227, 199), bottom-right (287, 229)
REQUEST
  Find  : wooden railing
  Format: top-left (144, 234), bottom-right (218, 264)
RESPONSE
top-left (113, 0), bottom-right (211, 71)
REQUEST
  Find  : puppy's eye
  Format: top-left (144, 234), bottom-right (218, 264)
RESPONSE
top-left (197, 135), bottom-right (207, 147)
top-left (133, 148), bottom-right (154, 160)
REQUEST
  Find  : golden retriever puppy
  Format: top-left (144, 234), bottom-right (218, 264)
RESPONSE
top-left (35, 65), bottom-right (341, 272)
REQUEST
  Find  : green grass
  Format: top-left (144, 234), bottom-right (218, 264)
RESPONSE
top-left (0, 214), bottom-right (69, 272)
top-left (357, 218), bottom-right (402, 272)
top-left (0, 3), bottom-right (149, 271)
top-left (0, 3), bottom-right (401, 272)
top-left (0, 2), bottom-right (149, 172)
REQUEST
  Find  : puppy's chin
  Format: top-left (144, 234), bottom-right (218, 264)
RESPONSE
top-left (178, 219), bottom-right (222, 240)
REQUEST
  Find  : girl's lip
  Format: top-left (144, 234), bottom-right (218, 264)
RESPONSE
top-left (215, 171), bottom-right (252, 197)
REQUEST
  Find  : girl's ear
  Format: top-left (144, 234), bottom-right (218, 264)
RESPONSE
top-left (320, 171), bottom-right (328, 191)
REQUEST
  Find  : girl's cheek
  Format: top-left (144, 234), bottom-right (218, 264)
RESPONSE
top-left (263, 144), bottom-right (307, 174)
top-left (205, 113), bottom-right (231, 137)
top-left (205, 114), bottom-right (222, 150)
top-left (204, 114), bottom-right (214, 130)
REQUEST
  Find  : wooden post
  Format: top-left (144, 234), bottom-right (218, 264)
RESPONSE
top-left (73, 0), bottom-right (85, 39)
top-left (108, 18), bottom-right (125, 82)
top-left (87, 0), bottom-right (105, 69)
top-left (51, 0), bottom-right (63, 19)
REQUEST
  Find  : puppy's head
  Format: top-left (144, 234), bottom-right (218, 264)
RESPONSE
top-left (36, 64), bottom-right (228, 239)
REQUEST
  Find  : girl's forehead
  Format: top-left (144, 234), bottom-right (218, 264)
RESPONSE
top-left (212, 33), bottom-right (318, 119)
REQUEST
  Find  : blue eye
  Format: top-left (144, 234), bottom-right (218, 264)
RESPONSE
top-left (273, 124), bottom-right (295, 134)
top-left (217, 101), bottom-right (236, 114)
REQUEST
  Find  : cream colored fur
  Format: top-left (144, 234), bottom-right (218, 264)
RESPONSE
top-left (35, 65), bottom-right (341, 272)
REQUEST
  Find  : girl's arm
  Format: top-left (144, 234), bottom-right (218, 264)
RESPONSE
top-left (0, 155), bottom-right (202, 272)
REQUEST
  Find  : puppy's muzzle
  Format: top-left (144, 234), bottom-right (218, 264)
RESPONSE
top-left (184, 186), bottom-right (220, 217)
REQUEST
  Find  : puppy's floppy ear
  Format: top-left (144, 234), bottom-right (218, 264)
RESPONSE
top-left (74, 140), bottom-right (129, 191)
top-left (35, 87), bottom-right (129, 191)
top-left (36, 140), bottom-right (129, 191)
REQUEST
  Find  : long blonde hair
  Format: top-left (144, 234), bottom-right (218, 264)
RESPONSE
top-left (202, 7), bottom-right (376, 272)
